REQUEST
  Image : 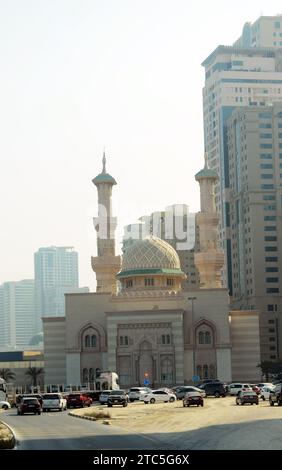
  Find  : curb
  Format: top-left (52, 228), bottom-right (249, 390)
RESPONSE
top-left (68, 411), bottom-right (111, 425)
top-left (0, 419), bottom-right (16, 449)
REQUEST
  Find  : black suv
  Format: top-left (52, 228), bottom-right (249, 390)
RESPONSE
top-left (107, 390), bottom-right (128, 407)
top-left (269, 384), bottom-right (282, 406)
top-left (200, 382), bottom-right (226, 398)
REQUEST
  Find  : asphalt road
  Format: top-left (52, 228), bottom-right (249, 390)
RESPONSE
top-left (0, 407), bottom-right (165, 450)
top-left (2, 397), bottom-right (282, 450)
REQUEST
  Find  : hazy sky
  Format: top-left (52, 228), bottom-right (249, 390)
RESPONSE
top-left (1, 0), bottom-right (282, 290)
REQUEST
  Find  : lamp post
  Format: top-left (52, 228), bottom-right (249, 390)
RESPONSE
top-left (188, 297), bottom-right (197, 379)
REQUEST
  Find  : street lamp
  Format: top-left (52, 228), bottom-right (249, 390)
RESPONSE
top-left (188, 297), bottom-right (197, 379)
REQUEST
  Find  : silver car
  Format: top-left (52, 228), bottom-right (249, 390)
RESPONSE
top-left (99, 390), bottom-right (112, 404)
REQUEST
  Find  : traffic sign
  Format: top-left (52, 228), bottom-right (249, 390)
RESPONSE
top-left (144, 379), bottom-right (150, 385)
top-left (192, 375), bottom-right (200, 382)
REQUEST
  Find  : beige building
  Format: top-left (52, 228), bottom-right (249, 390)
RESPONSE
top-left (43, 156), bottom-right (261, 387)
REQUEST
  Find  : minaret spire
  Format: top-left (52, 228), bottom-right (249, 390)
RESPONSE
top-left (102, 149), bottom-right (106, 174)
top-left (91, 155), bottom-right (121, 294)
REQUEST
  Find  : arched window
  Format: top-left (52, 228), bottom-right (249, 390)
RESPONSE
top-left (205, 331), bottom-right (211, 344)
top-left (161, 358), bottom-right (173, 383)
top-left (85, 335), bottom-right (90, 348)
top-left (196, 365), bottom-right (202, 379)
top-left (89, 368), bottom-right (95, 382)
top-left (199, 331), bottom-right (204, 344)
top-left (161, 334), bottom-right (166, 344)
top-left (82, 368), bottom-right (88, 382)
top-left (124, 336), bottom-right (129, 346)
top-left (203, 364), bottom-right (208, 378)
top-left (166, 335), bottom-right (171, 344)
top-left (95, 368), bottom-right (101, 378)
top-left (209, 364), bottom-right (216, 379)
top-left (91, 335), bottom-right (97, 347)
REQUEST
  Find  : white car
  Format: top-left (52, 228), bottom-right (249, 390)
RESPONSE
top-left (128, 387), bottom-right (151, 402)
top-left (42, 393), bottom-right (67, 411)
top-left (143, 389), bottom-right (176, 404)
top-left (0, 401), bottom-right (11, 410)
top-left (99, 390), bottom-right (112, 403)
top-left (260, 385), bottom-right (275, 401)
top-left (228, 383), bottom-right (253, 396)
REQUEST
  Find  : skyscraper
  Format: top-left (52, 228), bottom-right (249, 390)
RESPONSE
top-left (34, 246), bottom-right (88, 331)
top-left (202, 16), bottom-right (282, 361)
top-left (226, 104), bottom-right (282, 360)
top-left (0, 279), bottom-right (35, 348)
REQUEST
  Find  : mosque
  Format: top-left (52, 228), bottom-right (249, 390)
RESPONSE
top-left (43, 156), bottom-right (261, 387)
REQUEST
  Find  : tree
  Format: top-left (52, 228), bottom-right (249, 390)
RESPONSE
top-left (257, 360), bottom-right (282, 381)
top-left (0, 368), bottom-right (16, 382)
top-left (25, 367), bottom-right (44, 387)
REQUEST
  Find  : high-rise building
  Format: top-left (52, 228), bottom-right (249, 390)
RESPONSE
top-left (34, 246), bottom-right (88, 330)
top-left (226, 104), bottom-right (282, 360)
top-left (202, 16), bottom-right (282, 361)
top-left (233, 15), bottom-right (282, 48)
top-left (0, 280), bottom-right (35, 348)
top-left (122, 204), bottom-right (200, 290)
top-left (202, 25), bottom-right (282, 293)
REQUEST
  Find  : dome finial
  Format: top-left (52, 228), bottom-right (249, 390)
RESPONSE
top-left (102, 148), bottom-right (106, 174)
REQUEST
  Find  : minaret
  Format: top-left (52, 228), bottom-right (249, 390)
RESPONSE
top-left (194, 153), bottom-right (224, 288)
top-left (91, 152), bottom-right (121, 293)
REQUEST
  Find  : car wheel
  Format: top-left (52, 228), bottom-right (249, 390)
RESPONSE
top-left (214, 392), bottom-right (220, 398)
top-left (38, 411), bottom-right (41, 415)
top-left (270, 400), bottom-right (274, 406)
top-left (59, 407), bottom-right (63, 411)
top-left (150, 398), bottom-right (155, 404)
top-left (278, 401), bottom-right (282, 406)
top-left (201, 403), bottom-right (204, 407)
top-left (169, 397), bottom-right (175, 403)
top-left (187, 404), bottom-right (190, 407)
top-left (108, 404), bottom-right (112, 407)
top-left (2, 404), bottom-right (8, 410)
top-left (183, 403), bottom-right (186, 407)
top-left (241, 402), bottom-right (244, 405)
top-left (256, 402), bottom-right (259, 405)
top-left (236, 401), bottom-right (239, 405)
top-left (130, 399), bottom-right (134, 402)
top-left (262, 396), bottom-right (265, 401)
top-left (144, 402), bottom-right (148, 404)
top-left (123, 402), bottom-right (127, 407)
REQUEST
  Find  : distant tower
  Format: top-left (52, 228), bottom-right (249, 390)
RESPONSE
top-left (194, 153), bottom-right (224, 288)
top-left (91, 152), bottom-right (121, 293)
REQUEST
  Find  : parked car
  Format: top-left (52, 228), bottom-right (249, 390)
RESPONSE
top-left (228, 383), bottom-right (252, 396)
top-left (236, 391), bottom-right (259, 405)
top-left (201, 379), bottom-right (221, 384)
top-left (99, 390), bottom-right (112, 404)
top-left (260, 385), bottom-right (275, 401)
top-left (198, 382), bottom-right (226, 398)
top-left (66, 393), bottom-right (92, 408)
top-left (41, 393), bottom-right (67, 411)
top-left (176, 386), bottom-right (206, 400)
top-left (269, 384), bottom-right (282, 406)
top-left (107, 390), bottom-right (129, 407)
top-left (128, 387), bottom-right (151, 402)
top-left (17, 397), bottom-right (41, 415)
top-left (143, 389), bottom-right (176, 404)
top-left (0, 400), bottom-right (11, 410)
top-left (183, 392), bottom-right (204, 407)
top-left (256, 383), bottom-right (273, 390)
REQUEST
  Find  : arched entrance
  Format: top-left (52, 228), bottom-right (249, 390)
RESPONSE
top-left (138, 341), bottom-right (153, 385)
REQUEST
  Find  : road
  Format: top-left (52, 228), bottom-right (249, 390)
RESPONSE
top-left (2, 397), bottom-right (282, 450)
top-left (0, 407), bottom-right (165, 450)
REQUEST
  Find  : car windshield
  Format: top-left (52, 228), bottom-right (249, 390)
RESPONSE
top-left (242, 392), bottom-right (256, 396)
top-left (186, 392), bottom-right (201, 397)
top-left (110, 390), bottom-right (124, 395)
